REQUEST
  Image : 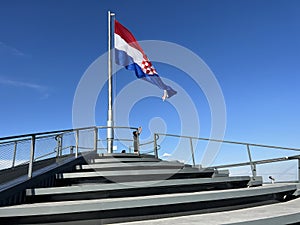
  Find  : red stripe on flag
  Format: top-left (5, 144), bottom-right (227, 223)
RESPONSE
top-left (114, 20), bottom-right (146, 58)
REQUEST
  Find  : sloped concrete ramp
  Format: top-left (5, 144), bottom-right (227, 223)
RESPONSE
top-left (114, 185), bottom-right (300, 225)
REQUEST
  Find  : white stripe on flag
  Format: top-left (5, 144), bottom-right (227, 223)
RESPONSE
top-left (114, 33), bottom-right (144, 66)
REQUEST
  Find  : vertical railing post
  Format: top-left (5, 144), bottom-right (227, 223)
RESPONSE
top-left (75, 130), bottom-right (79, 158)
top-left (189, 137), bottom-right (196, 167)
top-left (94, 127), bottom-right (98, 153)
top-left (136, 133), bottom-right (140, 154)
top-left (298, 158), bottom-right (300, 183)
top-left (60, 134), bottom-right (63, 156)
top-left (154, 133), bottom-right (158, 158)
top-left (247, 144), bottom-right (257, 178)
top-left (28, 135), bottom-right (36, 179)
top-left (56, 135), bottom-right (62, 157)
top-left (12, 141), bottom-right (17, 168)
top-left (56, 135), bottom-right (59, 158)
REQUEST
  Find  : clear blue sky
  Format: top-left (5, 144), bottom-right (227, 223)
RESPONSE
top-left (1, 0), bottom-right (300, 154)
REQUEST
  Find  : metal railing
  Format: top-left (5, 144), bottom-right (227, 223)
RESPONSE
top-left (0, 126), bottom-right (139, 178)
top-left (154, 133), bottom-right (300, 183)
top-left (127, 134), bottom-right (160, 156)
top-left (3, 127), bottom-right (299, 183)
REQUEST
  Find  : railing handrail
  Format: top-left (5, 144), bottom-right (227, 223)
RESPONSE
top-left (98, 138), bottom-right (134, 143)
top-left (155, 132), bottom-right (300, 182)
top-left (0, 126), bottom-right (140, 177)
top-left (139, 134), bottom-right (160, 147)
top-left (0, 126), bottom-right (138, 144)
top-left (212, 154), bottom-right (300, 169)
top-left (155, 132), bottom-right (300, 152)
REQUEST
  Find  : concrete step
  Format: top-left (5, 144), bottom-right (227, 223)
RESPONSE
top-left (96, 153), bottom-right (157, 159)
top-left (1, 183), bottom-right (297, 224)
top-left (92, 157), bottom-right (162, 164)
top-left (26, 176), bottom-right (251, 203)
top-left (56, 168), bottom-right (215, 184)
top-left (75, 161), bottom-right (186, 171)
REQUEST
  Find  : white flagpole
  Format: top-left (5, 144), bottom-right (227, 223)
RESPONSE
top-left (107, 11), bottom-right (115, 153)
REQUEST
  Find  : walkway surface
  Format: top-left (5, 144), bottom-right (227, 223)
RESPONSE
top-left (114, 186), bottom-right (300, 225)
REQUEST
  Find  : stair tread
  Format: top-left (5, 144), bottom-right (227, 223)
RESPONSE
top-left (93, 158), bottom-right (161, 163)
top-left (27, 176), bottom-right (251, 196)
top-left (78, 161), bottom-right (185, 170)
top-left (58, 168), bottom-right (214, 179)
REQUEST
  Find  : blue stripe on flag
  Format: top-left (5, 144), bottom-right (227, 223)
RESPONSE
top-left (115, 49), bottom-right (177, 98)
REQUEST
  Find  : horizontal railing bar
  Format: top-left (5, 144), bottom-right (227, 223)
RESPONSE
top-left (12, 146), bottom-right (73, 168)
top-left (211, 154), bottom-right (300, 169)
top-left (0, 128), bottom-right (75, 142)
top-left (155, 133), bottom-right (300, 152)
top-left (139, 140), bottom-right (154, 147)
top-left (97, 126), bottom-right (138, 130)
top-left (77, 146), bottom-right (95, 150)
top-left (59, 146), bottom-right (73, 151)
top-left (34, 151), bottom-right (57, 161)
top-left (139, 135), bottom-right (160, 147)
top-left (98, 138), bottom-right (133, 142)
top-left (16, 161), bottom-right (30, 167)
top-left (0, 126), bottom-right (138, 143)
top-left (0, 138), bottom-right (32, 146)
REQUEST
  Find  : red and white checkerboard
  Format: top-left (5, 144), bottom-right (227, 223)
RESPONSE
top-left (141, 60), bottom-right (157, 75)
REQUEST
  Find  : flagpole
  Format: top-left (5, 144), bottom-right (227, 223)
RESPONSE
top-left (107, 11), bottom-right (115, 153)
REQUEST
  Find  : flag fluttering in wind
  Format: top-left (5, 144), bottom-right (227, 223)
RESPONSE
top-left (114, 20), bottom-right (177, 100)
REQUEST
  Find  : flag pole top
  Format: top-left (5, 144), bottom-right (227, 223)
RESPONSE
top-left (108, 11), bottom-right (115, 16)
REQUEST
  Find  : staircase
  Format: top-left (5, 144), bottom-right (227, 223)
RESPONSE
top-left (0, 126), bottom-right (299, 224)
top-left (0, 152), bottom-right (297, 224)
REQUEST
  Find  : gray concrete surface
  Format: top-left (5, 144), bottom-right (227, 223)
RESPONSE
top-left (113, 194), bottom-right (300, 225)
top-left (0, 183), bottom-right (297, 218)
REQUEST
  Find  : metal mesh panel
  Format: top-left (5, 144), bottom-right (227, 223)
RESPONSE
top-left (35, 135), bottom-right (57, 161)
top-left (0, 127), bottom-right (126, 173)
top-left (14, 139), bottom-right (31, 167)
top-left (97, 128), bottom-right (107, 151)
top-left (0, 128), bottom-right (101, 174)
top-left (0, 142), bottom-right (15, 169)
top-left (61, 132), bottom-right (76, 155)
top-left (78, 129), bottom-right (94, 152)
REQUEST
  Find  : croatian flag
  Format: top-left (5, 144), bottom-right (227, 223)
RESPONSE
top-left (114, 20), bottom-right (177, 100)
